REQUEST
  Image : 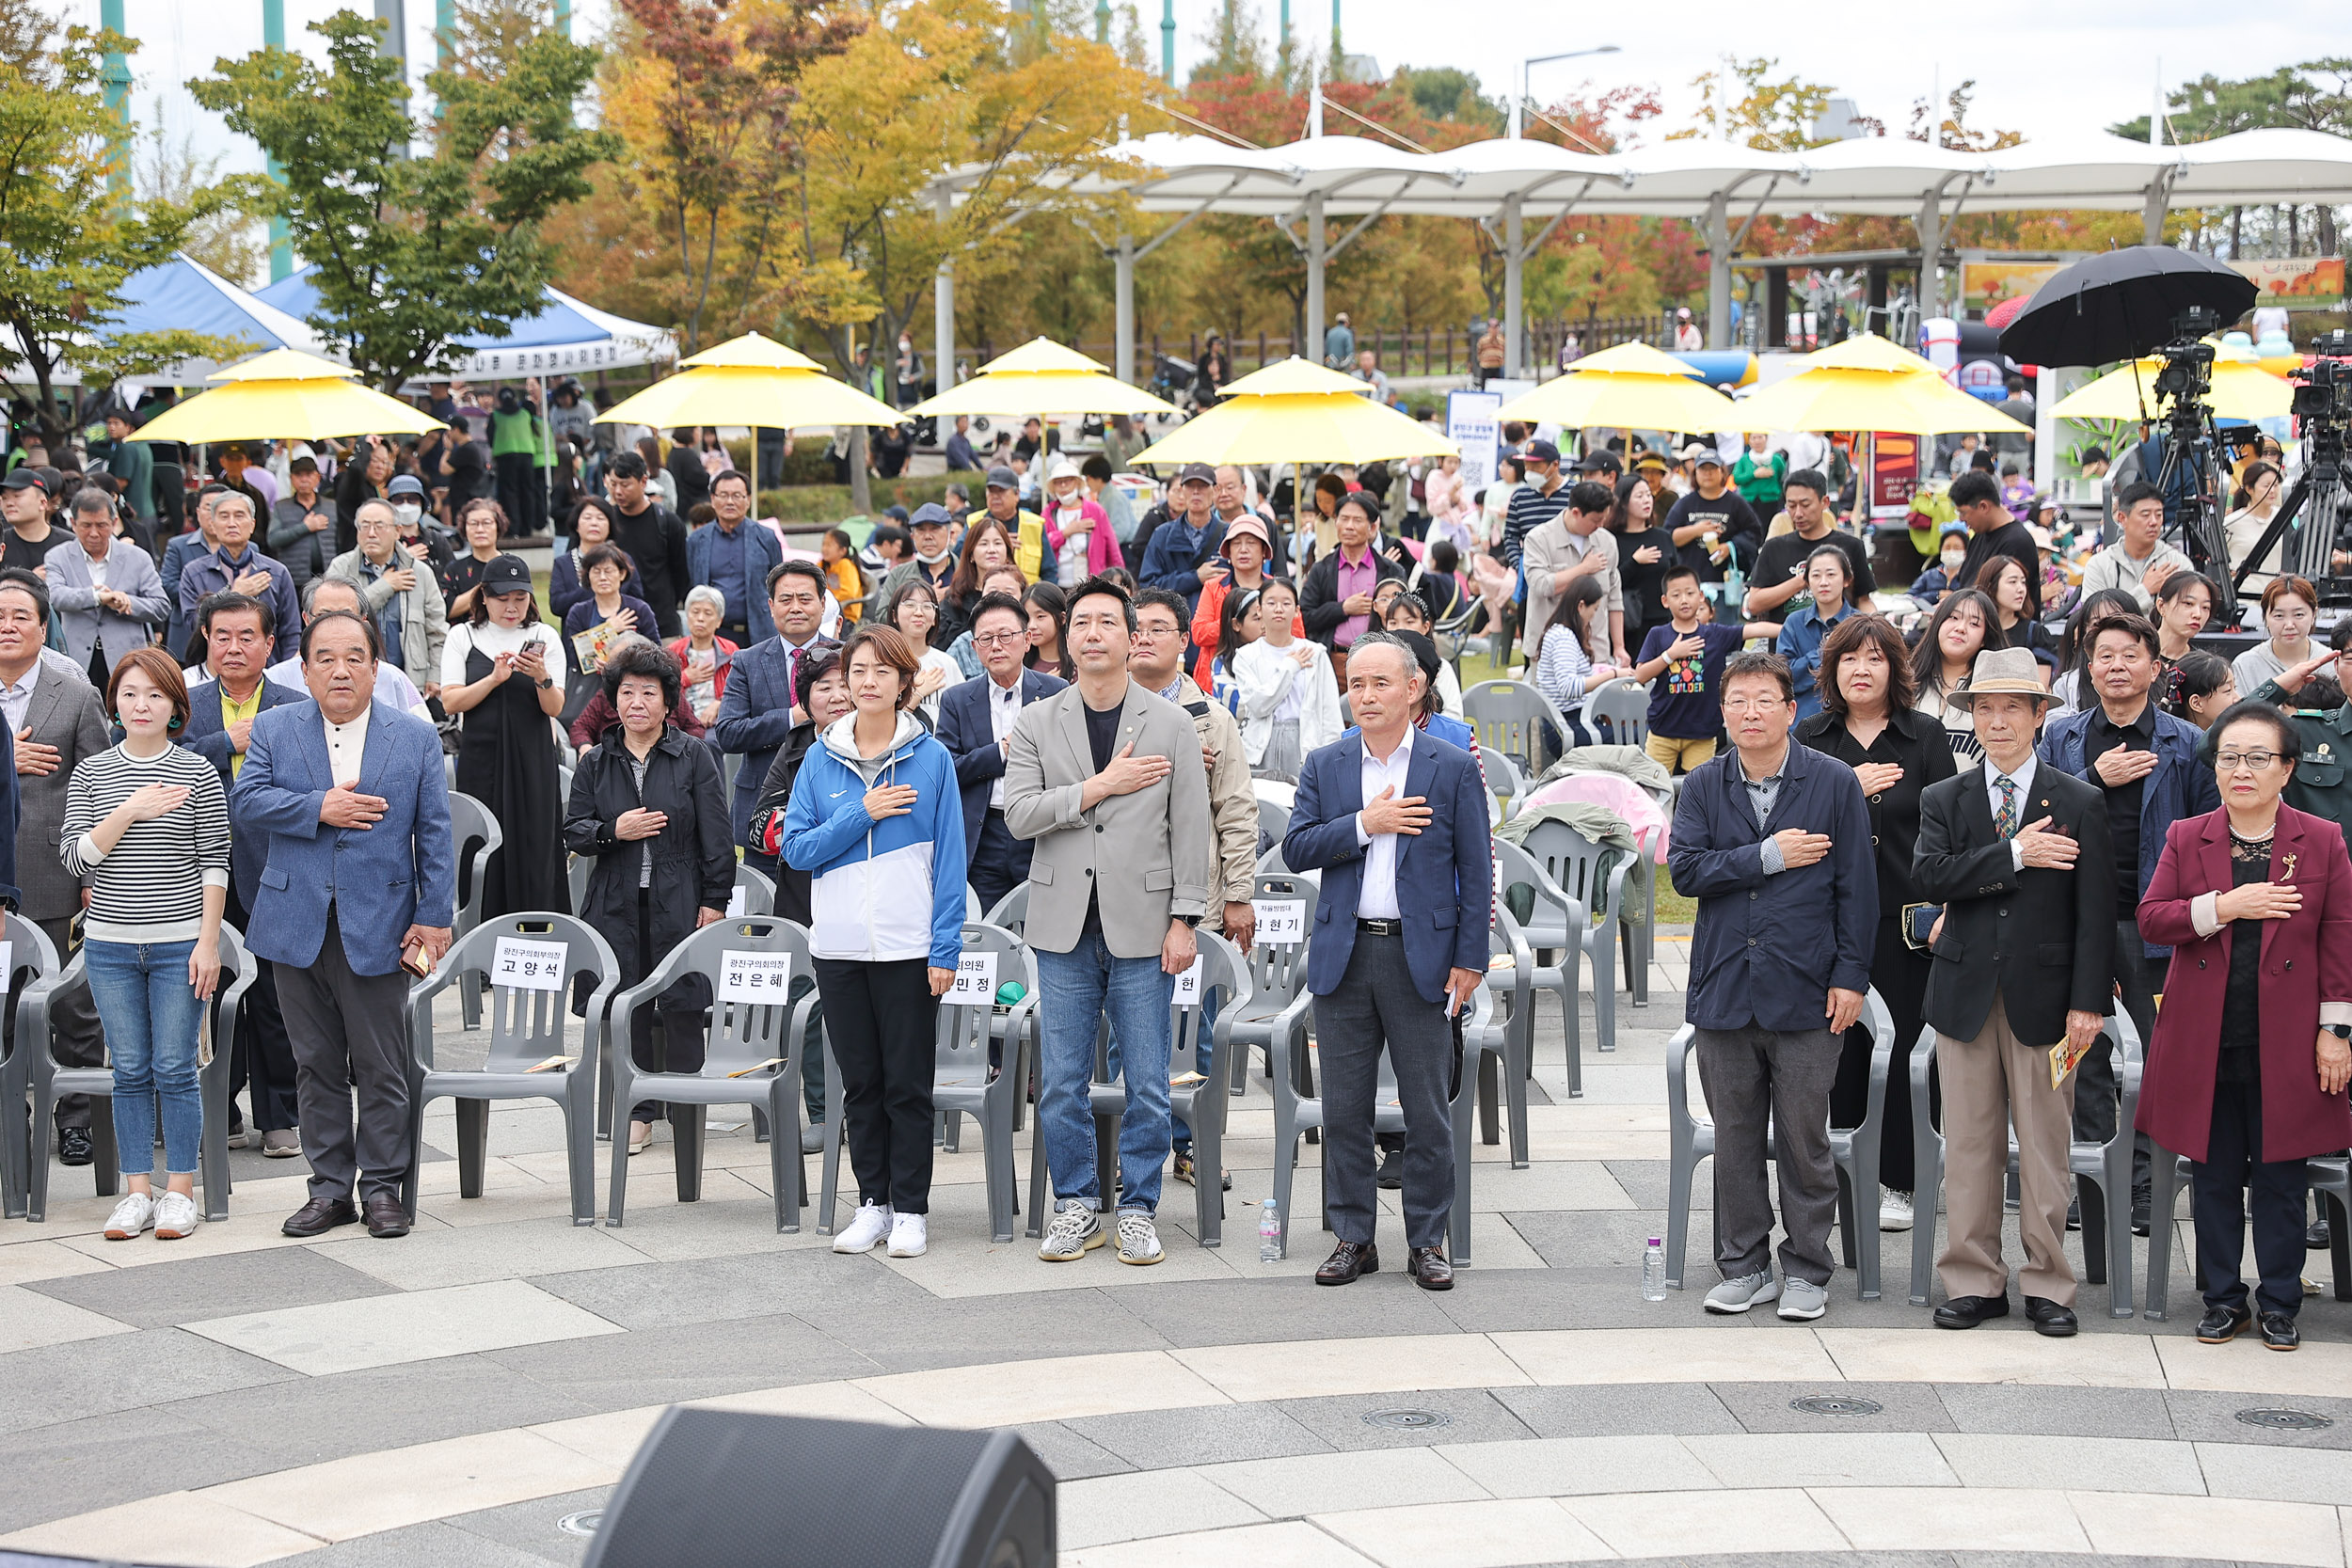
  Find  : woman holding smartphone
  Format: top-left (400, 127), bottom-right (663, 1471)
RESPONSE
top-left (441, 554), bottom-right (567, 917)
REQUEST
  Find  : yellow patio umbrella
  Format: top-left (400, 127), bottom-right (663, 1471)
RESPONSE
top-left (131, 348), bottom-right (444, 444)
top-left (1130, 357), bottom-right (1455, 467)
top-left (593, 331), bottom-right (905, 431)
top-left (906, 336), bottom-right (1178, 419)
top-left (1724, 334), bottom-right (2032, 436)
top-left (1496, 346), bottom-right (1737, 434)
top-left (2049, 352), bottom-right (2292, 422)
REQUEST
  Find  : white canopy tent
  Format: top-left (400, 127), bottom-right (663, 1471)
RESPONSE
top-left (925, 121), bottom-right (2352, 387)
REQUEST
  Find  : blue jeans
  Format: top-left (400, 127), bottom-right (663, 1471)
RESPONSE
top-left (1036, 933), bottom-right (1173, 1215)
top-left (86, 939), bottom-right (204, 1179)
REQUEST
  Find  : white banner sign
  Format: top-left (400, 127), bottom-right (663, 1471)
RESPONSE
top-left (492, 937), bottom-right (567, 993)
top-left (1251, 898), bottom-right (1307, 947)
top-left (948, 950), bottom-right (998, 1006)
top-left (717, 951), bottom-right (794, 1003)
top-left (1445, 388), bottom-right (1502, 495)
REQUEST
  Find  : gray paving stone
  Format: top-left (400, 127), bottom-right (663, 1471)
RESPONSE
top-left (806, 1286), bottom-right (1169, 1374)
top-left (25, 1246), bottom-right (401, 1330)
top-left (1097, 1274), bottom-right (1460, 1348)
top-left (1273, 1386), bottom-right (1539, 1449)
top-left (1708, 1378), bottom-right (1959, 1434)
top-left (1431, 1265), bottom-right (1754, 1333)
top-left (270, 1519), bottom-right (568, 1568)
top-left (0, 1327), bottom-right (295, 1437)
top-left (527, 1246), bottom-right (930, 1330)
top-left (481, 1312), bottom-right (879, 1407)
top-left (0, 1405), bottom-right (312, 1534)
top-left (1491, 1381), bottom-right (1745, 1438)
top-left (1062, 1402), bottom-right (1334, 1470)
top-left (1934, 1381), bottom-right (2178, 1440)
top-left (2163, 1386), bottom-right (2352, 1450)
top-left (155, 1353), bottom-right (602, 1466)
top-left (1603, 1159), bottom-right (1709, 1212)
top-left (1505, 1208), bottom-right (1686, 1270)
top-left (1006, 1419), bottom-right (1136, 1480)
top-left (437, 1486), bottom-right (604, 1568)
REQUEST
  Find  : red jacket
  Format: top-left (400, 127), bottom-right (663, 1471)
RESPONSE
top-left (2136, 804), bottom-right (2352, 1163)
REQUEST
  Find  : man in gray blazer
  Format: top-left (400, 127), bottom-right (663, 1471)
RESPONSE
top-left (326, 498), bottom-right (447, 704)
top-left (48, 488), bottom-right (167, 687)
top-left (1004, 576), bottom-right (1216, 1269)
top-left (0, 571), bottom-right (110, 1164)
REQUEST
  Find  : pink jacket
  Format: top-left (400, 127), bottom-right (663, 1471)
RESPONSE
top-left (1044, 499), bottom-right (1123, 578)
top-left (1526, 770), bottom-right (1672, 863)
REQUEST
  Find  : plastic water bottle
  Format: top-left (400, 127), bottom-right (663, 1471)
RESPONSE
top-left (1641, 1236), bottom-right (1668, 1300)
top-left (1258, 1198), bottom-right (1283, 1263)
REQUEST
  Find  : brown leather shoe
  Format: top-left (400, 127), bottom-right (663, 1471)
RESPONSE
top-left (281, 1197), bottom-right (358, 1238)
top-left (363, 1196), bottom-right (411, 1239)
top-left (1315, 1239), bottom-right (1378, 1285)
top-left (1408, 1245), bottom-right (1454, 1291)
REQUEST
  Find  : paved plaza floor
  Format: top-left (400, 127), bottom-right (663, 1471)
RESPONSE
top-left (2, 937), bottom-right (2348, 1568)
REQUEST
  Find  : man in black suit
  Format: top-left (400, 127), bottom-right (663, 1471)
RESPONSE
top-left (1914, 647), bottom-right (2115, 1338)
top-left (935, 592), bottom-right (1065, 914)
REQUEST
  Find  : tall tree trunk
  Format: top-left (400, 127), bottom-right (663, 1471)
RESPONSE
top-left (2318, 203), bottom-right (2339, 259)
top-left (848, 426), bottom-right (871, 514)
top-left (2230, 206), bottom-right (2242, 259)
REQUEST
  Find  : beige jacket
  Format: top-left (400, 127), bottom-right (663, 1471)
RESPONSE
top-left (1519, 517), bottom-right (1620, 665)
top-left (1003, 678), bottom-right (1217, 958)
top-left (1171, 673), bottom-right (1260, 910)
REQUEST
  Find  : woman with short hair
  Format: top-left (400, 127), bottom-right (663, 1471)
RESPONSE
top-left (669, 584), bottom-right (739, 728)
top-left (882, 579), bottom-right (961, 722)
top-left (548, 497), bottom-right (644, 625)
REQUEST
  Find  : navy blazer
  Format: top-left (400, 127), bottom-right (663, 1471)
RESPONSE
top-left (685, 519), bottom-right (785, 642)
top-left (180, 676), bottom-right (308, 905)
top-left (1667, 740), bottom-right (1879, 1033)
top-left (1282, 727), bottom-right (1491, 1006)
top-left (2037, 701), bottom-right (2219, 955)
top-left (710, 633), bottom-right (837, 847)
top-left (934, 668), bottom-right (1067, 859)
top-left (230, 702), bottom-right (457, 975)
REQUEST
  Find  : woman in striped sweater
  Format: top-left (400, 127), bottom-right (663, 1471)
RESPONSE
top-left (63, 647), bottom-right (230, 1241)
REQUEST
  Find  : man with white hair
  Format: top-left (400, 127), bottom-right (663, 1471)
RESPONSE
top-left (327, 498), bottom-right (447, 705)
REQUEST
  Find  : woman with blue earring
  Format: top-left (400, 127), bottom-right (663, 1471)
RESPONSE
top-left (63, 648), bottom-right (230, 1241)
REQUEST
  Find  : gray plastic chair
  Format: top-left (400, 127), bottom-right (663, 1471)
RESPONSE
top-left (731, 863), bottom-right (775, 916)
top-left (449, 791), bottom-right (505, 1029)
top-left (1583, 676), bottom-right (1653, 751)
top-left (1431, 592), bottom-right (1484, 675)
top-left (2140, 1148), bottom-right (2350, 1320)
top-left (826, 921), bottom-right (1038, 1243)
top-left (1907, 1012), bottom-right (2140, 1316)
top-left (963, 883), bottom-right (981, 922)
top-left (1483, 749), bottom-right (1527, 825)
top-left (1518, 818), bottom-right (1635, 1055)
top-left (983, 883), bottom-right (1028, 934)
top-left (1224, 871), bottom-right (1320, 1096)
top-left (1488, 837), bottom-right (1588, 1088)
top-left (24, 925), bottom-right (260, 1225)
top-left (402, 913), bottom-right (619, 1227)
top-left (1462, 677), bottom-right (1572, 777)
top-left (1252, 782), bottom-right (1293, 858)
top-left (1472, 907), bottom-right (1538, 1167)
top-left (606, 916), bottom-right (814, 1231)
top-left (1267, 941), bottom-right (1486, 1265)
top-left (1663, 989), bottom-right (1896, 1300)
top-left (0, 917), bottom-right (66, 1218)
top-left (1022, 930), bottom-right (1250, 1248)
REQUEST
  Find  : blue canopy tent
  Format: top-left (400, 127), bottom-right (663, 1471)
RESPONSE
top-left (254, 267), bottom-right (675, 383)
top-left (72, 253), bottom-right (337, 387)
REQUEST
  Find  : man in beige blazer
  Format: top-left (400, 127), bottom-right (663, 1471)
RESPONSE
top-left (1518, 478), bottom-right (1625, 669)
top-left (1005, 575), bottom-right (1216, 1269)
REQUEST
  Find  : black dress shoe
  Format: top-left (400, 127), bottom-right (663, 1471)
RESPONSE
top-left (2024, 1295), bottom-right (2078, 1337)
top-left (1315, 1240), bottom-right (1378, 1285)
top-left (2310, 1217), bottom-right (2333, 1251)
top-left (281, 1197), bottom-right (358, 1238)
top-left (1408, 1245), bottom-right (1454, 1291)
top-left (363, 1196), bottom-right (411, 1239)
top-left (2195, 1304), bottom-right (2252, 1343)
top-left (1932, 1293), bottom-right (2010, 1329)
top-left (2065, 1197), bottom-right (2081, 1232)
top-left (56, 1128), bottom-right (92, 1167)
top-left (2130, 1183), bottom-right (2152, 1238)
top-left (2260, 1312), bottom-right (2299, 1351)
top-left (1375, 1150), bottom-right (1404, 1190)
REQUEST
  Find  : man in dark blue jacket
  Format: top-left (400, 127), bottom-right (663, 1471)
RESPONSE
top-left (711, 561), bottom-right (838, 874)
top-left (1137, 463), bottom-right (1226, 615)
top-left (1668, 649), bottom-right (1877, 1322)
top-left (935, 592), bottom-right (1065, 913)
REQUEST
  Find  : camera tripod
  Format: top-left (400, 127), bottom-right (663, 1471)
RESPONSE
top-left (2231, 331), bottom-right (2352, 603)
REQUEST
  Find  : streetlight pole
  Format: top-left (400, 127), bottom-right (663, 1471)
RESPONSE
top-left (1512, 44), bottom-right (1618, 138)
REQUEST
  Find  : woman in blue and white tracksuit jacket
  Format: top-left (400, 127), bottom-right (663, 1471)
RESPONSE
top-left (781, 623), bottom-right (967, 1259)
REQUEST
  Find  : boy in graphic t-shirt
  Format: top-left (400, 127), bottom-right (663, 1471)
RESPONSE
top-left (1629, 564), bottom-right (1783, 774)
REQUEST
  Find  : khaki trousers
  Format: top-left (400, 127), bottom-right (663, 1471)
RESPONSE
top-left (1643, 733), bottom-right (1718, 774)
top-left (1936, 991), bottom-right (2078, 1307)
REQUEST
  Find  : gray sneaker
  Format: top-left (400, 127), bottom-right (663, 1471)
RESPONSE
top-left (261, 1130), bottom-right (301, 1159)
top-left (1777, 1276), bottom-right (1829, 1321)
top-left (1038, 1199), bottom-right (1104, 1261)
top-left (1115, 1209), bottom-right (1164, 1266)
top-left (1704, 1269), bottom-right (1779, 1313)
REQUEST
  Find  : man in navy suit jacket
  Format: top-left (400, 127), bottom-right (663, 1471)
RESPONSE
top-left (1282, 632), bottom-right (1490, 1291)
top-left (231, 610), bottom-right (455, 1242)
top-left (711, 560), bottom-right (837, 871)
top-left (934, 592), bottom-right (1066, 914)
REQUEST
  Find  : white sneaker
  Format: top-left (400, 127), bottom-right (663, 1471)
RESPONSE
top-left (1777, 1277), bottom-right (1829, 1321)
top-left (1115, 1210), bottom-right (1164, 1266)
top-left (885, 1212), bottom-right (928, 1258)
top-left (1703, 1269), bottom-right (1779, 1313)
top-left (1880, 1190), bottom-right (1915, 1232)
top-left (103, 1191), bottom-right (156, 1241)
top-left (152, 1190), bottom-right (199, 1240)
top-left (832, 1203), bottom-right (893, 1254)
top-left (1038, 1199), bottom-right (1104, 1261)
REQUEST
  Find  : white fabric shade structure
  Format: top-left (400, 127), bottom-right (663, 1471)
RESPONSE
top-left (923, 122), bottom-right (2352, 395)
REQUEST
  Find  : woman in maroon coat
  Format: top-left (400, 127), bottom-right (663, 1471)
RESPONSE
top-left (2136, 701), bottom-right (2352, 1351)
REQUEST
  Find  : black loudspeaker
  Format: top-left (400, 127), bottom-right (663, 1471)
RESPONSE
top-left (581, 1407), bottom-right (1056, 1568)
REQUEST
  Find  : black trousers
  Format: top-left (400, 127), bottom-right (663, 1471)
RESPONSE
top-left (628, 890), bottom-right (707, 1125)
top-left (2193, 1077), bottom-right (2309, 1319)
top-left (815, 956), bottom-right (939, 1214)
top-left (2, 915), bottom-right (107, 1135)
top-left (494, 451), bottom-right (544, 537)
top-left (966, 807), bottom-right (1028, 919)
top-left (2075, 916), bottom-right (2160, 1192)
top-left (1311, 929), bottom-right (1458, 1249)
top-left (225, 885), bottom-right (300, 1132)
top-left (1836, 917), bottom-right (1934, 1194)
top-left (275, 910), bottom-right (410, 1204)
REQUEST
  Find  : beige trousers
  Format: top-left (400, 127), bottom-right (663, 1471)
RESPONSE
top-left (1935, 991), bottom-right (2080, 1307)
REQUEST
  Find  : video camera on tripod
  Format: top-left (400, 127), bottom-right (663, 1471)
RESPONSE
top-left (2145, 308), bottom-right (2233, 578)
top-left (2234, 328), bottom-right (2352, 599)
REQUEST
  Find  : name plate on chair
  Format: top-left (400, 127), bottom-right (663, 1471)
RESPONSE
top-left (726, 884), bottom-right (747, 916)
top-left (718, 951), bottom-right (793, 1003)
top-left (1250, 898), bottom-right (1306, 946)
top-left (0, 941), bottom-right (11, 993)
top-left (1172, 953), bottom-right (1204, 1006)
top-left (947, 951), bottom-right (997, 1006)
top-left (492, 937), bottom-right (567, 992)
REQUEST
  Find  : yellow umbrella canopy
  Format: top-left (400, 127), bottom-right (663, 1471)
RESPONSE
top-left (1498, 369), bottom-right (1735, 433)
top-left (2049, 355), bottom-right (2291, 422)
top-left (1724, 334), bottom-right (2032, 436)
top-left (596, 331), bottom-right (904, 431)
top-left (1211, 356), bottom-right (1376, 398)
top-left (1132, 358), bottom-right (1454, 467)
top-left (906, 335), bottom-right (1177, 419)
top-left (1559, 341), bottom-right (1706, 378)
top-left (132, 349), bottom-right (443, 444)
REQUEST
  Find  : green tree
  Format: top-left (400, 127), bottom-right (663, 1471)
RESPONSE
top-left (1673, 57), bottom-right (1836, 151)
top-left (134, 110), bottom-right (265, 287)
top-left (0, 12), bottom-right (239, 442)
top-left (192, 8), bottom-right (616, 390)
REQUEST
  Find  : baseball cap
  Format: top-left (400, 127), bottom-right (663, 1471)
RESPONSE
top-left (0, 468), bottom-right (47, 493)
top-left (1577, 451), bottom-right (1618, 473)
top-left (984, 465), bottom-right (1019, 491)
top-left (387, 474), bottom-right (425, 499)
top-left (1221, 513), bottom-right (1272, 552)
top-left (907, 502), bottom-right (956, 531)
top-left (1522, 438), bottom-right (1561, 465)
top-left (289, 454), bottom-right (319, 476)
top-left (1680, 441), bottom-right (1722, 466)
top-left (1676, 307), bottom-right (1693, 319)
top-left (481, 554), bottom-right (533, 594)
top-left (1175, 462), bottom-right (1215, 486)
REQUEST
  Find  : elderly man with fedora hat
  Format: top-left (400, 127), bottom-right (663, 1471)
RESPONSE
top-left (1913, 646), bottom-right (2116, 1337)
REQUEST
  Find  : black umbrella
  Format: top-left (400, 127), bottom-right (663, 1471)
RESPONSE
top-left (1997, 245), bottom-right (2257, 367)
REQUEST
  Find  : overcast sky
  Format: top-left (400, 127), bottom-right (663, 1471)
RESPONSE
top-left (68, 0), bottom-right (2344, 184)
